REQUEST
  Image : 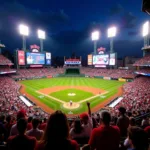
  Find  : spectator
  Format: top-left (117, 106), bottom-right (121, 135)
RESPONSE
top-left (4, 115), bottom-right (13, 139)
top-left (89, 110), bottom-right (120, 150)
top-left (117, 107), bottom-right (129, 137)
top-left (26, 118), bottom-right (44, 140)
top-left (70, 119), bottom-right (87, 144)
top-left (144, 125), bottom-right (150, 138)
top-left (141, 116), bottom-right (149, 129)
top-left (27, 117), bottom-right (33, 131)
top-left (10, 110), bottom-right (26, 136)
top-left (38, 118), bottom-right (47, 131)
top-left (7, 118), bottom-right (37, 150)
top-left (80, 102), bottom-right (93, 138)
top-left (36, 110), bottom-right (79, 150)
top-left (127, 126), bottom-right (148, 150)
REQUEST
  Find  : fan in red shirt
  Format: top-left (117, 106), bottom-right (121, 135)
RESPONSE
top-left (36, 110), bottom-right (79, 150)
top-left (38, 118), bottom-right (47, 131)
top-left (89, 110), bottom-right (120, 150)
top-left (7, 118), bottom-right (37, 150)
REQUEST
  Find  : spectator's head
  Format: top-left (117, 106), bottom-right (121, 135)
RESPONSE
top-left (80, 113), bottom-right (89, 125)
top-left (17, 118), bottom-right (27, 135)
top-left (17, 110), bottom-right (26, 121)
top-left (129, 117), bottom-right (136, 126)
top-left (128, 126), bottom-right (148, 150)
top-left (100, 111), bottom-right (111, 126)
top-left (43, 118), bottom-right (47, 123)
top-left (0, 115), bottom-right (5, 123)
top-left (28, 117), bottom-right (33, 123)
top-left (74, 119), bottom-right (83, 134)
top-left (6, 115), bottom-right (11, 123)
top-left (127, 111), bottom-right (132, 117)
top-left (32, 118), bottom-right (40, 129)
top-left (118, 107), bottom-right (126, 116)
top-left (43, 110), bottom-right (69, 142)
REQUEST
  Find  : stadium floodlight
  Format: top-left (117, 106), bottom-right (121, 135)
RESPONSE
top-left (143, 21), bottom-right (149, 37)
top-left (91, 31), bottom-right (100, 41)
top-left (107, 26), bottom-right (117, 53)
top-left (91, 31), bottom-right (100, 54)
top-left (37, 29), bottom-right (46, 40)
top-left (19, 24), bottom-right (29, 36)
top-left (19, 24), bottom-right (29, 51)
top-left (107, 27), bottom-right (117, 38)
top-left (37, 29), bottom-right (46, 52)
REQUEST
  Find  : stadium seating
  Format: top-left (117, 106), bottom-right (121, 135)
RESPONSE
top-left (133, 55), bottom-right (150, 66)
top-left (0, 55), bottom-right (13, 65)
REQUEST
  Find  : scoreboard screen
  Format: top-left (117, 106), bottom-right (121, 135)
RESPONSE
top-left (26, 52), bottom-right (45, 65)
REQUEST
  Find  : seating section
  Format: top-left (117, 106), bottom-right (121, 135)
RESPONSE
top-left (112, 76), bottom-right (150, 116)
top-left (0, 55), bottom-right (13, 65)
top-left (81, 68), bottom-right (135, 78)
top-left (133, 55), bottom-right (150, 66)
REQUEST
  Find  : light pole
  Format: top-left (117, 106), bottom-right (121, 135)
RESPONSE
top-left (107, 26), bottom-right (117, 53)
top-left (19, 24), bottom-right (29, 51)
top-left (37, 29), bottom-right (45, 52)
top-left (91, 31), bottom-right (100, 55)
top-left (142, 21), bottom-right (149, 56)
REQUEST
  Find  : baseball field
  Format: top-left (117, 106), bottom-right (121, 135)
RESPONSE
top-left (20, 77), bottom-right (125, 115)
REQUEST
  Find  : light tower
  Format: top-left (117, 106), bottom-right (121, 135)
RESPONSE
top-left (91, 31), bottom-right (100, 55)
top-left (107, 26), bottom-right (117, 53)
top-left (37, 29), bottom-right (45, 52)
top-left (19, 24), bottom-right (29, 51)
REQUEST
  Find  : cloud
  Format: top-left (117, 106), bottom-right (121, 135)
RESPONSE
top-left (109, 4), bottom-right (123, 16)
top-left (120, 12), bottom-right (137, 29)
top-left (0, 2), bottom-right (70, 30)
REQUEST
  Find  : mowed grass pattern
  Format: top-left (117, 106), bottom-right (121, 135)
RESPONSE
top-left (21, 77), bottom-right (125, 114)
top-left (50, 89), bottom-right (94, 102)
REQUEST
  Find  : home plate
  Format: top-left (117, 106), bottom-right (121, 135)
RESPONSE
top-left (68, 93), bottom-right (76, 96)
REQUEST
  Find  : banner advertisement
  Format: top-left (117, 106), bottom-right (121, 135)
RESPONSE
top-left (104, 77), bottom-right (111, 80)
top-left (18, 51), bottom-right (25, 65)
top-left (47, 75), bottom-right (53, 78)
top-left (88, 55), bottom-right (92, 65)
top-left (109, 53), bottom-right (116, 65)
top-left (46, 52), bottom-right (51, 65)
top-left (118, 78), bottom-right (126, 82)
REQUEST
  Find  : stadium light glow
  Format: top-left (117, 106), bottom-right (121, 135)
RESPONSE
top-left (37, 29), bottom-right (46, 39)
top-left (107, 27), bottom-right (117, 38)
top-left (143, 21), bottom-right (149, 37)
top-left (19, 24), bottom-right (29, 36)
top-left (91, 31), bottom-right (100, 41)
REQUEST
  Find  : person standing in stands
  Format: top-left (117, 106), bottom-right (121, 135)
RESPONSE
top-left (10, 110), bottom-right (26, 136)
top-left (89, 110), bottom-right (120, 150)
top-left (117, 107), bottom-right (129, 137)
top-left (127, 126), bottom-right (148, 150)
top-left (27, 117), bottom-right (33, 131)
top-left (36, 110), bottom-right (79, 150)
top-left (26, 118), bottom-right (44, 141)
top-left (7, 118), bottom-right (37, 150)
top-left (80, 102), bottom-right (93, 138)
top-left (38, 118), bottom-right (47, 131)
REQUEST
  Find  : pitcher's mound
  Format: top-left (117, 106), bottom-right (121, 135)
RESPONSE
top-left (63, 102), bottom-right (80, 109)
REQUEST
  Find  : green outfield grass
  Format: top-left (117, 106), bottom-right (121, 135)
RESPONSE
top-left (20, 77), bottom-right (125, 114)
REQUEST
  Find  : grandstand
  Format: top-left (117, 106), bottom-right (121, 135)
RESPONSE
top-left (0, 53), bottom-right (150, 150)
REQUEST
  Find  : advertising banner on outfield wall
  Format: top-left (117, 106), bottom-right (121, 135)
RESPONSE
top-left (88, 54), bottom-right (92, 65)
top-left (118, 78), bottom-right (126, 82)
top-left (104, 77), bottom-right (111, 80)
top-left (18, 50), bottom-right (25, 65)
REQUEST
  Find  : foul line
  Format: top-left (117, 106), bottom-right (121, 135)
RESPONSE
top-left (36, 91), bottom-right (108, 104)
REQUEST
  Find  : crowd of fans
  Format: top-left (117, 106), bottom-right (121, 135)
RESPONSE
top-left (0, 55), bottom-right (13, 65)
top-left (0, 103), bottom-right (150, 150)
top-left (133, 55), bottom-right (150, 66)
top-left (10, 68), bottom-right (64, 79)
top-left (81, 68), bottom-right (136, 78)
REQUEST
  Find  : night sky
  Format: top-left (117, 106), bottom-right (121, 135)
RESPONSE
top-left (0, 0), bottom-right (149, 58)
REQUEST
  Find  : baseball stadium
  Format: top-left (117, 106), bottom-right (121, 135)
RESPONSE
top-left (0, 2), bottom-right (150, 148)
